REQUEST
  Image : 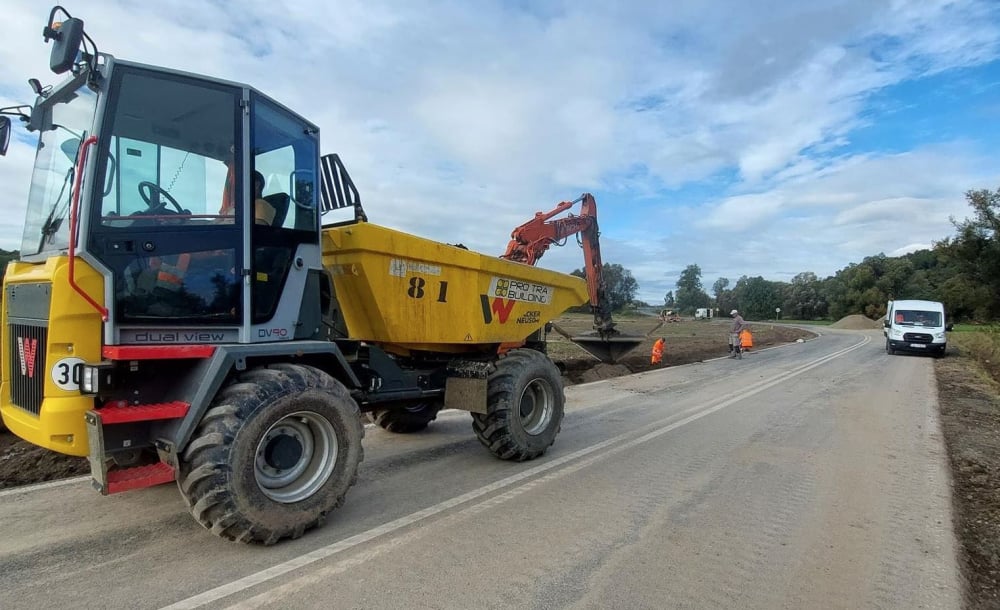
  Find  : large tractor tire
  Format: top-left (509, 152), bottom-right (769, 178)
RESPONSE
top-left (178, 363), bottom-right (363, 545)
top-left (369, 401), bottom-right (443, 433)
top-left (472, 349), bottom-right (564, 461)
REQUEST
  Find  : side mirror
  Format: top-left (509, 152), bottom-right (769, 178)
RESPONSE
top-left (946, 323), bottom-right (953, 332)
top-left (883, 319), bottom-right (890, 328)
top-left (0, 116), bottom-right (10, 156)
top-left (61, 137), bottom-right (82, 161)
top-left (290, 169), bottom-right (315, 206)
top-left (46, 18), bottom-right (86, 75)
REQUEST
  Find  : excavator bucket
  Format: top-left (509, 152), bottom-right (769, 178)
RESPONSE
top-left (551, 325), bottom-right (646, 364)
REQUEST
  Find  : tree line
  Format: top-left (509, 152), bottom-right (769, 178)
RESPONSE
top-left (664, 187), bottom-right (1000, 322)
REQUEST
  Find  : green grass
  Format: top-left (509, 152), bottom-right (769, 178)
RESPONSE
top-left (950, 323), bottom-right (995, 333)
top-left (951, 327), bottom-right (1000, 384)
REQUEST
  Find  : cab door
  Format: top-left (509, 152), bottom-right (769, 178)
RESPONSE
top-left (248, 95), bottom-right (319, 334)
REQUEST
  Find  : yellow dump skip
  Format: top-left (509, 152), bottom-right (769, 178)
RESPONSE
top-left (322, 223), bottom-right (589, 353)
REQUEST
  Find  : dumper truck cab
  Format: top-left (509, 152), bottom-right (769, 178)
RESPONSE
top-left (884, 299), bottom-right (951, 357)
top-left (0, 8), bottom-right (641, 544)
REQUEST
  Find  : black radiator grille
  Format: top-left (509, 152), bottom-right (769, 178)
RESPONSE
top-left (9, 323), bottom-right (47, 416)
top-left (903, 332), bottom-right (933, 343)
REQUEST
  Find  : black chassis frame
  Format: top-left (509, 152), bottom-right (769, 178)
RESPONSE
top-left (88, 338), bottom-right (515, 467)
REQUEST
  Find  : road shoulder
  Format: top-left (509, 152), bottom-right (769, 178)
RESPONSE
top-left (935, 353), bottom-right (1000, 608)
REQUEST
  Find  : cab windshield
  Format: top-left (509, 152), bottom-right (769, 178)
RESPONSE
top-left (893, 310), bottom-right (942, 327)
top-left (20, 76), bottom-right (98, 257)
top-left (96, 69), bottom-right (236, 227)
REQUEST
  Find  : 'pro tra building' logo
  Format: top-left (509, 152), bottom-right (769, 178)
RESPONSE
top-left (16, 337), bottom-right (39, 378)
top-left (488, 277), bottom-right (552, 304)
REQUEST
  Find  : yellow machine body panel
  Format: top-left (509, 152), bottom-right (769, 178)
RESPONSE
top-left (1, 257), bottom-right (104, 456)
top-left (322, 223), bottom-right (589, 352)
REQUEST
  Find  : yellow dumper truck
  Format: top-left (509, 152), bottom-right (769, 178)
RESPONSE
top-left (0, 7), bottom-right (639, 544)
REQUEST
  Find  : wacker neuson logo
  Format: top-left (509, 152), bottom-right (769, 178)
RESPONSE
top-left (16, 337), bottom-right (38, 378)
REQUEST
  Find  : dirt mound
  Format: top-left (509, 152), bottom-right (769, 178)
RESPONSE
top-left (830, 314), bottom-right (881, 330)
top-left (557, 324), bottom-right (815, 385)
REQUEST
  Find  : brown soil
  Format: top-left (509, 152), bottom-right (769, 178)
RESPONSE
top-left (0, 432), bottom-right (89, 489)
top-left (551, 315), bottom-right (813, 385)
top-left (935, 352), bottom-right (1000, 609)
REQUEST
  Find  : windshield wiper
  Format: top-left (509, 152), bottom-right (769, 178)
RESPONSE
top-left (36, 165), bottom-right (75, 253)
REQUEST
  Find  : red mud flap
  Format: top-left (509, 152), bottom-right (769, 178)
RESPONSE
top-left (85, 403), bottom-right (187, 495)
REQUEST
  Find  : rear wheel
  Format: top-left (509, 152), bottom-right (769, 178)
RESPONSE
top-left (178, 363), bottom-right (364, 544)
top-left (368, 401), bottom-right (443, 433)
top-left (472, 349), bottom-right (564, 461)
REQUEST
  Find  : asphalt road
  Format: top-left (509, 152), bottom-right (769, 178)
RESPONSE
top-left (0, 329), bottom-right (963, 609)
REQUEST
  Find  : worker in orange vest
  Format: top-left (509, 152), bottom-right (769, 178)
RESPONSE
top-left (651, 337), bottom-right (665, 365)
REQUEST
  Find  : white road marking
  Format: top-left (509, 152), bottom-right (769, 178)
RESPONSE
top-left (0, 475), bottom-right (90, 498)
top-left (162, 335), bottom-right (869, 610)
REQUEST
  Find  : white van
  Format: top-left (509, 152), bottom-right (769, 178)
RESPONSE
top-left (884, 299), bottom-right (951, 357)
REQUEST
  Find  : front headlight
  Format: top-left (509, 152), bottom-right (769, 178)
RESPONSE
top-left (935, 332), bottom-right (946, 340)
top-left (81, 366), bottom-right (96, 393)
top-left (80, 364), bottom-right (113, 395)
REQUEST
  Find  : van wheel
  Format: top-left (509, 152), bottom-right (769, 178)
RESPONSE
top-left (885, 340), bottom-right (894, 355)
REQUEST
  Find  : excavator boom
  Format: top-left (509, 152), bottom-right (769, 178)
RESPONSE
top-left (502, 194), bottom-right (647, 362)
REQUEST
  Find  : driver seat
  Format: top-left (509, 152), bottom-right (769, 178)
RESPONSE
top-left (263, 193), bottom-right (290, 227)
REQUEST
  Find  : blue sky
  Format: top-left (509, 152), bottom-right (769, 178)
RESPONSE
top-left (2, 0), bottom-right (999, 304)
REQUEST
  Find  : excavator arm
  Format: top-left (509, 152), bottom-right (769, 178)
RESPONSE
top-left (501, 193), bottom-right (617, 338)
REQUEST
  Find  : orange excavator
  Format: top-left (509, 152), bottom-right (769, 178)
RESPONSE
top-left (501, 193), bottom-right (648, 362)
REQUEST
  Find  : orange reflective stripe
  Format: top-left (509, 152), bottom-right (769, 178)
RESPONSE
top-left (154, 254), bottom-right (192, 291)
top-left (156, 270), bottom-right (183, 286)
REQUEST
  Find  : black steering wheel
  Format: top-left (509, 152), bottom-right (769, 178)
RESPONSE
top-left (137, 181), bottom-right (184, 214)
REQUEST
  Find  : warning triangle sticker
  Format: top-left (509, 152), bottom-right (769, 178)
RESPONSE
top-left (464, 333), bottom-right (473, 341)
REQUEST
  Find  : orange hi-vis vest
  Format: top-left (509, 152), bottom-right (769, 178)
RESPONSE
top-left (153, 254), bottom-right (191, 291)
top-left (651, 338), bottom-right (665, 364)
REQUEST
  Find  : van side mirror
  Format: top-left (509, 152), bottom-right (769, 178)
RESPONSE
top-left (883, 319), bottom-right (890, 328)
top-left (946, 323), bottom-right (953, 332)
top-left (0, 116), bottom-right (10, 156)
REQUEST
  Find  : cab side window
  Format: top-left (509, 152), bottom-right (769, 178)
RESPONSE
top-left (250, 97), bottom-right (319, 322)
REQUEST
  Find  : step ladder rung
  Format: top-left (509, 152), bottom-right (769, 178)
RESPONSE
top-left (104, 462), bottom-right (175, 494)
top-left (96, 401), bottom-right (190, 424)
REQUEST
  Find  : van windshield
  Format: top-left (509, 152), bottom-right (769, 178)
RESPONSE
top-left (892, 310), bottom-right (942, 327)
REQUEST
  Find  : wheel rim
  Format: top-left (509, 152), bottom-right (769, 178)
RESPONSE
top-left (254, 411), bottom-right (338, 503)
top-left (518, 378), bottom-right (554, 436)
